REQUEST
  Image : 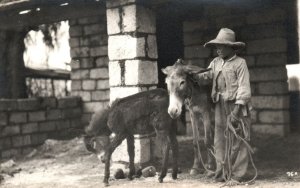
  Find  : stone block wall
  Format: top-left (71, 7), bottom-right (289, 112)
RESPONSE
top-left (0, 97), bottom-right (82, 159)
top-left (183, 6), bottom-right (290, 136)
top-left (69, 14), bottom-right (110, 127)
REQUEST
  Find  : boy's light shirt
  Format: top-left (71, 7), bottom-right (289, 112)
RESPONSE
top-left (196, 54), bottom-right (251, 107)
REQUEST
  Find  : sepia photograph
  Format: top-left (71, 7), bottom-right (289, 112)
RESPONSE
top-left (0, 0), bottom-right (299, 187)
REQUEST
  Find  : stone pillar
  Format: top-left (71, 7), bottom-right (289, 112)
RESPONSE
top-left (0, 29), bottom-right (27, 99)
top-left (8, 29), bottom-right (28, 99)
top-left (106, 0), bottom-right (158, 164)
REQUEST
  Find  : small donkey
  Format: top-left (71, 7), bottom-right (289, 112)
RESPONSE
top-left (84, 88), bottom-right (179, 186)
top-left (162, 59), bottom-right (215, 175)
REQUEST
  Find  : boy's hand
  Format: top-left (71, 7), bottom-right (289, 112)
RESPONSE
top-left (229, 105), bottom-right (241, 127)
top-left (232, 104), bottom-right (241, 116)
top-left (192, 72), bottom-right (212, 86)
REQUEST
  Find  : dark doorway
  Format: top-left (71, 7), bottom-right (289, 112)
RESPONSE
top-left (289, 76), bottom-right (300, 132)
top-left (156, 4), bottom-right (184, 89)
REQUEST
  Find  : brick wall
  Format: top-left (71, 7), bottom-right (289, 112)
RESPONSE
top-left (69, 14), bottom-right (109, 127)
top-left (0, 97), bottom-right (82, 159)
top-left (183, 5), bottom-right (290, 136)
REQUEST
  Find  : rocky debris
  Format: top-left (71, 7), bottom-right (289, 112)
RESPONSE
top-left (141, 166), bottom-right (156, 178)
top-left (25, 149), bottom-right (38, 159)
top-left (24, 137), bottom-right (89, 160)
top-left (0, 137), bottom-right (90, 184)
top-left (0, 159), bottom-right (22, 184)
top-left (0, 160), bottom-right (16, 169)
top-left (113, 168), bottom-right (125, 179)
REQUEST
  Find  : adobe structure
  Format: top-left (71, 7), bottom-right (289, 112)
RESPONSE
top-left (0, 0), bottom-right (297, 164)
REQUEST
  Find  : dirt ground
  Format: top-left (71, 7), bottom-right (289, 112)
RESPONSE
top-left (1, 133), bottom-right (300, 188)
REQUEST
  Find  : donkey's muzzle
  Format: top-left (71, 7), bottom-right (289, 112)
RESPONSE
top-left (168, 108), bottom-right (180, 119)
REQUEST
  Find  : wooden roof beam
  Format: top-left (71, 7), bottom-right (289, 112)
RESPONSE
top-left (0, 1), bottom-right (105, 30)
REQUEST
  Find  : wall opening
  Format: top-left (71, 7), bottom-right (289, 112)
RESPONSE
top-left (24, 21), bottom-right (71, 97)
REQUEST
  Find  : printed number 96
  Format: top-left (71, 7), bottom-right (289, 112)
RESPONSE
top-left (287, 172), bottom-right (298, 177)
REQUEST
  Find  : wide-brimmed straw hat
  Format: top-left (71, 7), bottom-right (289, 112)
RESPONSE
top-left (204, 28), bottom-right (245, 49)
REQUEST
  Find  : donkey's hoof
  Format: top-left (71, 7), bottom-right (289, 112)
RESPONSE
top-left (172, 173), bottom-right (177, 180)
top-left (128, 176), bottom-right (134, 181)
top-left (205, 171), bottom-right (215, 178)
top-left (104, 182), bottom-right (109, 187)
top-left (158, 177), bottom-right (163, 183)
top-left (190, 168), bottom-right (204, 175)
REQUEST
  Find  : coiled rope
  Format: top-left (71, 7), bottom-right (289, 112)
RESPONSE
top-left (220, 114), bottom-right (258, 187)
top-left (192, 112), bottom-right (257, 187)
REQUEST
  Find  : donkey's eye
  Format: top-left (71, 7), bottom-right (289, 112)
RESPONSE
top-left (180, 81), bottom-right (185, 86)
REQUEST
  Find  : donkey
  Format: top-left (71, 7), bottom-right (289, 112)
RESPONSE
top-left (162, 59), bottom-right (214, 175)
top-left (84, 88), bottom-right (179, 186)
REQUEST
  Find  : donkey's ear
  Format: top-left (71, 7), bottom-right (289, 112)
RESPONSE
top-left (161, 66), bottom-right (173, 75)
top-left (183, 65), bottom-right (211, 74)
top-left (174, 58), bottom-right (185, 66)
